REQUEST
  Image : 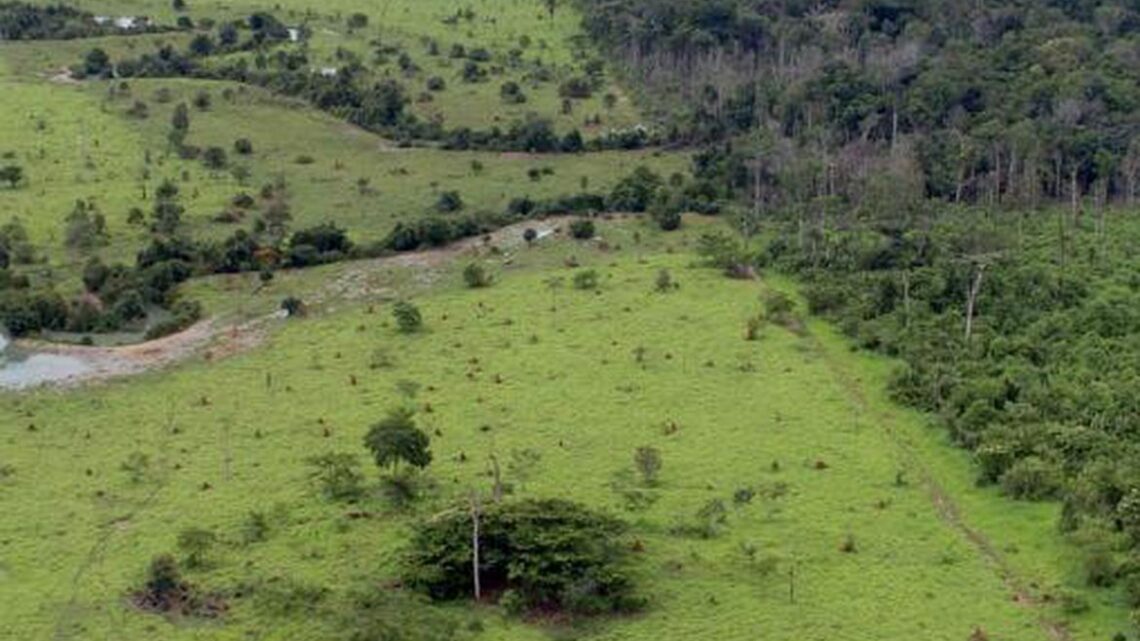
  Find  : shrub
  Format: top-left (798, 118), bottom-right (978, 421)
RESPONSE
top-left (840, 533), bottom-right (857, 553)
top-left (762, 291), bottom-right (799, 331)
top-left (131, 554), bottom-right (224, 617)
top-left (434, 190), bottom-right (464, 213)
top-left (652, 208), bottom-right (682, 231)
top-left (654, 269), bottom-right (674, 293)
top-left (573, 269), bottom-right (599, 290)
top-left (426, 76), bottom-right (446, 91)
top-left (607, 166), bottom-right (661, 212)
top-left (559, 76), bottom-right (593, 99)
top-left (634, 446), bottom-right (662, 485)
top-left (127, 100), bottom-right (149, 119)
top-left (736, 312), bottom-right (760, 340)
top-left (403, 498), bottom-right (643, 615)
top-left (500, 81), bottom-right (526, 103)
top-left (306, 452), bottom-right (364, 501)
top-left (192, 90), bottom-right (211, 111)
top-left (999, 456), bottom-right (1061, 500)
top-left (392, 300), bottom-right (423, 333)
top-left (233, 138), bottom-right (253, 155)
top-left (672, 499), bottom-right (728, 538)
top-left (462, 263), bottom-right (492, 288)
top-left (523, 228), bottom-right (538, 244)
top-left (569, 218), bottom-right (595, 239)
top-left (177, 527), bottom-right (216, 568)
top-left (202, 146), bottom-right (227, 170)
top-left (281, 296), bottom-right (305, 317)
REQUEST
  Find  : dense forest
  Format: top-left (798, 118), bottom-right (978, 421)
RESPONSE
top-left (576, 0), bottom-right (1140, 208)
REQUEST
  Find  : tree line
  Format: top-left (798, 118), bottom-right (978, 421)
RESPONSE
top-left (574, 0), bottom-right (1140, 208)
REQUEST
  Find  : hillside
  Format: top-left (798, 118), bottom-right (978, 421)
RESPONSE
top-left (1, 1), bottom-right (1140, 641)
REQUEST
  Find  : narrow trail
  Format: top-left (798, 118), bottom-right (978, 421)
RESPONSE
top-left (804, 328), bottom-right (1072, 641)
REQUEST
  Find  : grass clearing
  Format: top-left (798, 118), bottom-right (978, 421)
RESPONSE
top-left (0, 219), bottom-right (1125, 640)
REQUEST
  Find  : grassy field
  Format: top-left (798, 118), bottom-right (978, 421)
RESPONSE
top-left (0, 63), bottom-right (679, 292)
top-left (9, 0), bottom-right (641, 133)
top-left (0, 218), bottom-right (1132, 641)
top-left (1, 1), bottom-right (1136, 640)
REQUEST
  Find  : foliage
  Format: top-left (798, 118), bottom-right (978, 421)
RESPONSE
top-left (633, 446), bottom-right (662, 485)
top-left (573, 269), bottom-right (599, 290)
top-left (462, 263), bottom-right (492, 289)
top-left (131, 554), bottom-right (224, 617)
top-left (306, 452), bottom-right (364, 501)
top-left (576, 0), bottom-right (1140, 208)
top-left (363, 408), bottom-right (432, 473)
top-left (569, 218), bottom-right (595, 239)
top-left (403, 498), bottom-right (643, 616)
top-left (176, 527), bottom-right (216, 568)
top-left (392, 300), bottom-right (423, 333)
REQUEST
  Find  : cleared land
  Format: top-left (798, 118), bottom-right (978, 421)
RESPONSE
top-left (0, 1), bottom-right (1135, 641)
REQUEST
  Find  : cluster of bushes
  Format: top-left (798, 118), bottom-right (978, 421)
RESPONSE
top-left (74, 12), bottom-right (292, 80)
top-left (88, 36), bottom-right (656, 153)
top-left (0, 1), bottom-right (170, 40)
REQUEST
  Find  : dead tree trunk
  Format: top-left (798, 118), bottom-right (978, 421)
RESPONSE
top-left (964, 265), bottom-right (986, 342)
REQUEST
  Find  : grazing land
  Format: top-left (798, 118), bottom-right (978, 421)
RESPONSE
top-left (2, 1), bottom-right (1140, 641)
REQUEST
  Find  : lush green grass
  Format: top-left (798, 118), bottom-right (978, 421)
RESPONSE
top-left (0, 72), bottom-right (681, 291)
top-left (0, 0), bottom-right (671, 295)
top-left (0, 219), bottom-right (1127, 641)
top-left (10, 0), bottom-right (640, 134)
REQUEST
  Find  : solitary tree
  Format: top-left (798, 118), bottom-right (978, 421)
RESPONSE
top-left (363, 408), bottom-right (432, 473)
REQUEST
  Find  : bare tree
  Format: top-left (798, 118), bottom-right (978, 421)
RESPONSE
top-left (469, 491), bottom-right (481, 600)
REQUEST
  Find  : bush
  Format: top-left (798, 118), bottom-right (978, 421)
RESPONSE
top-left (403, 498), bottom-right (643, 615)
top-left (177, 527), bottom-right (216, 568)
top-left (305, 452), bottom-right (364, 501)
top-left (569, 218), bottom-right (595, 239)
top-left (999, 456), bottom-right (1061, 501)
top-left (281, 296), bottom-right (305, 317)
top-left (573, 269), bottom-right (599, 290)
top-left (392, 300), bottom-right (423, 333)
top-left (500, 81), bottom-right (526, 103)
top-left (462, 263), bottom-right (492, 288)
top-left (434, 190), bottom-right (464, 213)
top-left (652, 208), bottom-right (682, 231)
top-left (607, 166), bottom-right (661, 212)
top-left (634, 446), bottom-right (662, 485)
top-left (233, 138), bottom-right (253, 155)
top-left (559, 76), bottom-right (593, 99)
top-left (202, 146), bottom-right (227, 170)
top-left (426, 76), bottom-right (446, 91)
top-left (131, 554), bottom-right (224, 617)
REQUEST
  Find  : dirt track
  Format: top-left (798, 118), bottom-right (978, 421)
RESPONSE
top-left (9, 216), bottom-right (578, 388)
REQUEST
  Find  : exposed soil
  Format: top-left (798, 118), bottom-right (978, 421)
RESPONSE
top-left (8, 217), bottom-right (578, 389)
